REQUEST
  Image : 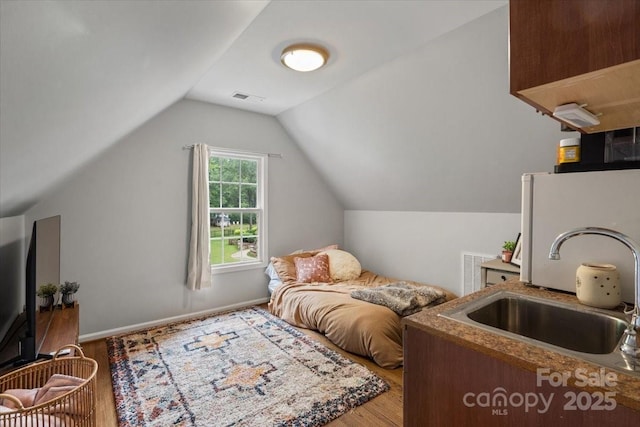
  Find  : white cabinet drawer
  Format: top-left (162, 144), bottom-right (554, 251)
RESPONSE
top-left (486, 270), bottom-right (519, 285)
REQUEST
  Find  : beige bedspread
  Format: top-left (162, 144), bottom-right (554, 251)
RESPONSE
top-left (268, 270), bottom-right (455, 369)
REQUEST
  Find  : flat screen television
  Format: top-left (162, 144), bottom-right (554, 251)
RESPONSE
top-left (0, 215), bottom-right (60, 370)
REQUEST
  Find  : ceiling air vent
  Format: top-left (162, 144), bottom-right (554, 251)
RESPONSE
top-left (231, 92), bottom-right (265, 103)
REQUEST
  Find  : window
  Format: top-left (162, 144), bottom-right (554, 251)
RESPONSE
top-left (208, 149), bottom-right (267, 271)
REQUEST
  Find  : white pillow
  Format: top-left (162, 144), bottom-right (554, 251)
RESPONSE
top-left (264, 262), bottom-right (280, 281)
top-left (319, 249), bottom-right (362, 281)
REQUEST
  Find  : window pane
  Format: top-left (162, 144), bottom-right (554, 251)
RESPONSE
top-left (237, 214), bottom-right (258, 262)
top-left (221, 183), bottom-right (239, 208)
top-left (210, 212), bottom-right (231, 228)
top-left (223, 237), bottom-right (242, 264)
top-left (207, 153), bottom-right (264, 269)
top-left (241, 160), bottom-right (257, 184)
top-left (209, 183), bottom-right (221, 208)
top-left (240, 236), bottom-right (258, 261)
top-left (240, 185), bottom-right (257, 208)
top-left (210, 234), bottom-right (258, 265)
top-left (221, 158), bottom-right (240, 182)
top-left (209, 157), bottom-right (220, 182)
top-left (210, 226), bottom-right (237, 265)
top-left (210, 238), bottom-right (220, 264)
top-left (242, 212), bottom-right (257, 231)
top-left (211, 237), bottom-right (238, 265)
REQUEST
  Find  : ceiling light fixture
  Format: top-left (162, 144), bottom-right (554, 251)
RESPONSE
top-left (280, 43), bottom-right (329, 72)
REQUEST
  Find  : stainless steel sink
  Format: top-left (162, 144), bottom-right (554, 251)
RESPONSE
top-left (440, 290), bottom-right (639, 375)
top-left (467, 295), bottom-right (627, 354)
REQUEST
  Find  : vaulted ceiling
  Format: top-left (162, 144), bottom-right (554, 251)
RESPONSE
top-left (1, 0), bottom-right (543, 218)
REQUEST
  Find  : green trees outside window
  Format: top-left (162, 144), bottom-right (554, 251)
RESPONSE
top-left (208, 153), bottom-right (263, 267)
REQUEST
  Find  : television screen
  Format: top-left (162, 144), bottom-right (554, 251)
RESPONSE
top-left (0, 220), bottom-right (27, 369)
top-left (0, 215), bottom-right (60, 370)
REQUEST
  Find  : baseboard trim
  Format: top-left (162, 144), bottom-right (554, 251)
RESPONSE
top-left (79, 297), bottom-right (270, 343)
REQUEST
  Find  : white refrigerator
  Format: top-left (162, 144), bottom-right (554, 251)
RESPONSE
top-left (520, 169), bottom-right (640, 304)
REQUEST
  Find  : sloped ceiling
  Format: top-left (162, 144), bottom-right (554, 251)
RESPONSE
top-left (0, 0), bottom-right (269, 217)
top-left (187, 0), bottom-right (508, 115)
top-left (280, 5), bottom-right (567, 214)
top-left (0, 0), bottom-right (512, 217)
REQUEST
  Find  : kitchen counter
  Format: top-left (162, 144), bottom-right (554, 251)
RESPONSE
top-left (403, 279), bottom-right (640, 412)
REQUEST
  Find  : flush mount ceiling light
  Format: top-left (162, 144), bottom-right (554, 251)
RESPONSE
top-left (281, 43), bottom-right (329, 72)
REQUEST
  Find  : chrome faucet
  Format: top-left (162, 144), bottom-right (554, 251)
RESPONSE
top-left (549, 227), bottom-right (640, 360)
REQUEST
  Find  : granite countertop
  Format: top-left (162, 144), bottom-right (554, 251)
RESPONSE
top-left (403, 280), bottom-right (640, 411)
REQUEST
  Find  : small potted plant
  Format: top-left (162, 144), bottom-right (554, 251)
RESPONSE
top-left (36, 283), bottom-right (58, 312)
top-left (502, 241), bottom-right (516, 263)
top-left (59, 281), bottom-right (80, 308)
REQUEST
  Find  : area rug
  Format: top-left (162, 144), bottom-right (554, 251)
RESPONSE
top-left (107, 306), bottom-right (389, 426)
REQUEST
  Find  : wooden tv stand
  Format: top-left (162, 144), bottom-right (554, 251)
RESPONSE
top-left (36, 304), bottom-right (79, 356)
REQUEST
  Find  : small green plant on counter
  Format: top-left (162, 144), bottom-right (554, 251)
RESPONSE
top-left (59, 281), bottom-right (80, 295)
top-left (502, 241), bottom-right (516, 252)
top-left (36, 283), bottom-right (58, 297)
top-left (60, 281), bottom-right (79, 306)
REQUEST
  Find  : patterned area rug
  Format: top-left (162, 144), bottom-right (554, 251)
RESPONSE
top-left (107, 307), bottom-right (389, 426)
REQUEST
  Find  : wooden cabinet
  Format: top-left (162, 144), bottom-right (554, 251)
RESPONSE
top-left (36, 305), bottom-right (79, 355)
top-left (403, 325), bottom-right (639, 426)
top-left (480, 259), bottom-right (519, 287)
top-left (509, 0), bottom-right (640, 133)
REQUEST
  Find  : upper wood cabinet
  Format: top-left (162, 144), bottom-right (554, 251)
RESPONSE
top-left (509, 0), bottom-right (640, 133)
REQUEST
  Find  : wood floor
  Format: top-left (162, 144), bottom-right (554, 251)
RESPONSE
top-left (81, 321), bottom-right (403, 427)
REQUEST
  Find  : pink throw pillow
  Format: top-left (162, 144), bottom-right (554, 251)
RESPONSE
top-left (294, 254), bottom-right (332, 283)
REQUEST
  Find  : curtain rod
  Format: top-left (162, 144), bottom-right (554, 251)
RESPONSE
top-left (182, 144), bottom-right (282, 158)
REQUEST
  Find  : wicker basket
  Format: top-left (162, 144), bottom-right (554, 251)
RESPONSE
top-left (0, 344), bottom-right (97, 427)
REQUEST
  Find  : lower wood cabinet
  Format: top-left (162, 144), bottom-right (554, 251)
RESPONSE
top-left (37, 305), bottom-right (79, 355)
top-left (403, 325), bottom-right (639, 426)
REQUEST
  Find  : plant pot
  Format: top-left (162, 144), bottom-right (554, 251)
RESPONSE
top-left (39, 295), bottom-right (55, 312)
top-left (62, 293), bottom-right (76, 307)
top-left (62, 292), bottom-right (76, 307)
top-left (501, 250), bottom-right (513, 263)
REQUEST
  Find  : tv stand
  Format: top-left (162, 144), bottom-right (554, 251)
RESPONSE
top-left (37, 304), bottom-right (79, 356)
top-left (0, 305), bottom-right (79, 374)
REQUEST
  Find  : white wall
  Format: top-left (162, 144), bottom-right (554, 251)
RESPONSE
top-left (279, 6), bottom-right (576, 214)
top-left (14, 6), bottom-right (580, 336)
top-left (344, 210), bottom-right (520, 296)
top-left (26, 100), bottom-right (343, 336)
top-left (282, 7), bottom-right (573, 297)
top-left (0, 215), bottom-right (25, 338)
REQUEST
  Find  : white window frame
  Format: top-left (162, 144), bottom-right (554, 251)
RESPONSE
top-left (208, 148), bottom-right (268, 274)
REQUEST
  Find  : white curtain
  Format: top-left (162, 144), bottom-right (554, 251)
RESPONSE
top-left (187, 144), bottom-right (211, 290)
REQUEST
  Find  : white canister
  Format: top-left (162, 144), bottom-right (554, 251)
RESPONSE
top-left (575, 263), bottom-right (621, 309)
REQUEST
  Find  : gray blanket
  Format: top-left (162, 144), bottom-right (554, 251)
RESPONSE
top-left (350, 282), bottom-right (446, 317)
